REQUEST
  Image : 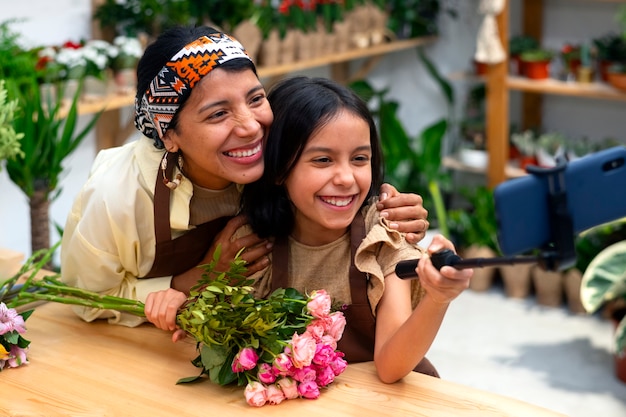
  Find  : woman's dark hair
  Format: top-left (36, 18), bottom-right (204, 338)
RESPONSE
top-left (241, 76), bottom-right (383, 238)
top-left (136, 25), bottom-right (257, 148)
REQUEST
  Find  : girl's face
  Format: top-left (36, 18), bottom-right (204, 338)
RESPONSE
top-left (285, 110), bottom-right (372, 246)
top-left (162, 68), bottom-right (274, 190)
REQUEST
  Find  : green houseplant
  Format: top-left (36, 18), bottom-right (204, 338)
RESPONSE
top-left (349, 48), bottom-right (454, 236)
top-left (580, 239), bottom-right (626, 383)
top-left (1, 20), bottom-right (101, 258)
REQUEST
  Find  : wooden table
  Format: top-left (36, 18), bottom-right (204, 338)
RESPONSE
top-left (3, 303), bottom-right (566, 416)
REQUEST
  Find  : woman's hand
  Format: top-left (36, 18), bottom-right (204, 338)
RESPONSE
top-left (145, 288), bottom-right (188, 342)
top-left (377, 183), bottom-right (429, 244)
top-left (206, 214), bottom-right (273, 276)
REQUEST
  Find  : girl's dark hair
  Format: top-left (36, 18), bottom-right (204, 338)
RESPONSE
top-left (241, 76), bottom-right (383, 238)
top-left (136, 25), bottom-right (257, 147)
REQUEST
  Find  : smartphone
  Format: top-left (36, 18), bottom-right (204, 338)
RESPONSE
top-left (494, 146), bottom-right (626, 256)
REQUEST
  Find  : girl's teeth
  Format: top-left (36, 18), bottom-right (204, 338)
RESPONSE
top-left (322, 197), bottom-right (353, 207)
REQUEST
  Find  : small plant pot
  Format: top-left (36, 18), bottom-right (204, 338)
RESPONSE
top-left (523, 60), bottom-right (551, 80)
top-left (473, 60), bottom-right (488, 76)
top-left (499, 263), bottom-right (533, 299)
top-left (598, 60), bottom-right (613, 82)
top-left (576, 67), bottom-right (593, 84)
top-left (607, 71), bottom-right (626, 92)
top-left (562, 268), bottom-right (586, 314)
top-left (459, 148), bottom-right (488, 169)
top-left (463, 245), bottom-right (497, 292)
top-left (610, 310), bottom-right (626, 384)
top-left (532, 266), bottom-right (563, 307)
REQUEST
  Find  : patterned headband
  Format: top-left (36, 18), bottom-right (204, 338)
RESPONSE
top-left (134, 32), bottom-right (252, 140)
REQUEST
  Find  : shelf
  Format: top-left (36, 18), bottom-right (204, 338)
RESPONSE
top-left (507, 76), bottom-right (626, 101)
top-left (256, 36), bottom-right (437, 79)
top-left (443, 156), bottom-right (526, 179)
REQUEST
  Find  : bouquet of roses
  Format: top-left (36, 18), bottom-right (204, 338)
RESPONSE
top-left (176, 250), bottom-right (348, 407)
top-left (1, 245), bottom-right (347, 406)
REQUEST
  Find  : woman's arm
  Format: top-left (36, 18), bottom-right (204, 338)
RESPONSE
top-left (373, 235), bottom-right (472, 383)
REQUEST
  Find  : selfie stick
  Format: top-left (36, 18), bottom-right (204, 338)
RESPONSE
top-left (396, 157), bottom-right (577, 279)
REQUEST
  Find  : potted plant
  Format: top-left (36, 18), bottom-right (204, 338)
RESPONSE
top-left (1, 21), bottom-right (101, 261)
top-left (509, 35), bottom-right (539, 75)
top-left (519, 49), bottom-right (555, 80)
top-left (580, 239), bottom-right (626, 383)
top-left (448, 186), bottom-right (503, 292)
top-left (593, 33), bottom-right (626, 82)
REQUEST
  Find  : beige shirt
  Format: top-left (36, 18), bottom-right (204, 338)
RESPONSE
top-left (249, 204), bottom-right (425, 316)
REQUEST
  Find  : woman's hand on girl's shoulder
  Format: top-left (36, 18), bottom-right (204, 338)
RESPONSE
top-left (376, 183), bottom-right (429, 244)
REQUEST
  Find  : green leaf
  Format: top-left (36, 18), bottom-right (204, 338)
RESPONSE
top-left (580, 241), bottom-right (626, 313)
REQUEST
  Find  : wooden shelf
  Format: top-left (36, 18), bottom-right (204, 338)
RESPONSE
top-left (256, 36), bottom-right (437, 79)
top-left (507, 76), bottom-right (626, 101)
top-left (443, 156), bottom-right (526, 179)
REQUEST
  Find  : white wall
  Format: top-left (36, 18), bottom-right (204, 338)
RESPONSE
top-left (2, 0), bottom-right (623, 259)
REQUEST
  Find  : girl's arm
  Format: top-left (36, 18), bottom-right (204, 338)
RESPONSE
top-left (373, 235), bottom-right (473, 383)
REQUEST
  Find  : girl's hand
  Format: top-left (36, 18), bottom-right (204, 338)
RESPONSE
top-left (377, 183), bottom-right (429, 244)
top-left (417, 235), bottom-right (472, 305)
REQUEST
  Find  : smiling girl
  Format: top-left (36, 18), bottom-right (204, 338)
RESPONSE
top-left (241, 77), bottom-right (473, 383)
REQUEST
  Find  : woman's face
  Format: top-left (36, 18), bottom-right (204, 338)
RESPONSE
top-left (162, 68), bottom-right (274, 190)
top-left (285, 110), bottom-right (372, 246)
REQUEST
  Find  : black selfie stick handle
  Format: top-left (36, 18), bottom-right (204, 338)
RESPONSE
top-left (395, 249), bottom-right (539, 279)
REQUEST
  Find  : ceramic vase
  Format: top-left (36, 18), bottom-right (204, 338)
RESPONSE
top-left (499, 263), bottom-right (533, 299)
top-left (532, 266), bottom-right (563, 307)
top-left (463, 245), bottom-right (497, 292)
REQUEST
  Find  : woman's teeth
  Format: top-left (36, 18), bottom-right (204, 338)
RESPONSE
top-left (226, 142), bottom-right (262, 158)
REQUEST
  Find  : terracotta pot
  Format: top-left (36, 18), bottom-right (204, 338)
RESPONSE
top-left (463, 246), bottom-right (497, 292)
top-left (499, 263), bottom-right (533, 299)
top-left (532, 266), bottom-right (563, 307)
top-left (562, 268), bottom-right (586, 314)
top-left (610, 311), bottom-right (626, 384)
top-left (607, 71), bottom-right (626, 92)
top-left (474, 60), bottom-right (488, 76)
top-left (523, 60), bottom-right (551, 80)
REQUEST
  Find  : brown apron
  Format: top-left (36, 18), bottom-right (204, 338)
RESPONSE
top-left (271, 212), bottom-right (439, 378)
top-left (142, 152), bottom-right (232, 278)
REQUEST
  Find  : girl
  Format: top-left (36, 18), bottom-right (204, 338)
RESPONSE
top-left (241, 77), bottom-right (473, 383)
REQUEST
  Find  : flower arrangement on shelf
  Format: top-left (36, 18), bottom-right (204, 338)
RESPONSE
top-left (0, 245), bottom-right (347, 406)
top-left (111, 36), bottom-right (143, 71)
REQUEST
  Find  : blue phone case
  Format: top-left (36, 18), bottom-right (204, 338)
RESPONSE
top-left (494, 146), bottom-right (626, 256)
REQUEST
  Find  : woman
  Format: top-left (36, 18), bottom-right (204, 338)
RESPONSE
top-left (240, 77), bottom-right (472, 383)
top-left (60, 26), bottom-right (429, 328)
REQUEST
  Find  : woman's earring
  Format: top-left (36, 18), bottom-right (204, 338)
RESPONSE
top-left (161, 151), bottom-right (183, 190)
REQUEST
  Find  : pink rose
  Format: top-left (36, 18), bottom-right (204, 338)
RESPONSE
top-left (272, 352), bottom-right (294, 376)
top-left (307, 290), bottom-right (332, 318)
top-left (306, 318), bottom-right (328, 340)
top-left (290, 332), bottom-right (317, 368)
top-left (266, 384), bottom-right (286, 405)
top-left (326, 312), bottom-right (346, 341)
top-left (313, 343), bottom-right (335, 366)
top-left (319, 334), bottom-right (337, 350)
top-left (258, 362), bottom-right (276, 384)
top-left (244, 382), bottom-right (268, 407)
top-left (330, 353), bottom-right (348, 376)
top-left (315, 365), bottom-right (336, 387)
top-left (297, 380), bottom-right (320, 399)
top-left (292, 365), bottom-right (317, 383)
top-left (232, 347), bottom-right (259, 373)
top-left (277, 377), bottom-right (299, 400)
